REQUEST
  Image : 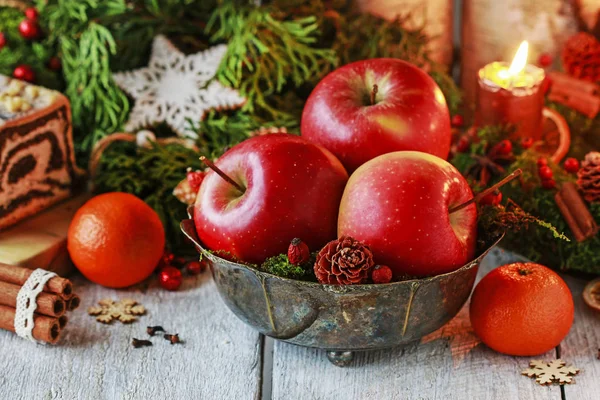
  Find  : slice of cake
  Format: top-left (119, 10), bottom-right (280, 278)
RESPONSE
top-left (0, 76), bottom-right (85, 230)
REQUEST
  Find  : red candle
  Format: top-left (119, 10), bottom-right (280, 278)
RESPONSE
top-left (476, 41), bottom-right (546, 140)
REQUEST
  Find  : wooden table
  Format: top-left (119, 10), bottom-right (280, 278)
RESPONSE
top-left (0, 249), bottom-right (598, 399)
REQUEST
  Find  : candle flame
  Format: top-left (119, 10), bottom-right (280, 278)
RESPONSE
top-left (508, 41), bottom-right (529, 76)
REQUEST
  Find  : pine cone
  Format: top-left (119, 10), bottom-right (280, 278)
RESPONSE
top-left (577, 152), bottom-right (600, 203)
top-left (562, 32), bottom-right (600, 82)
top-left (314, 236), bottom-right (374, 285)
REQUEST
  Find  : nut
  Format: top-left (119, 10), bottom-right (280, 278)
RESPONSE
top-left (20, 101), bottom-right (32, 112)
top-left (6, 80), bottom-right (24, 96)
top-left (25, 85), bottom-right (39, 99)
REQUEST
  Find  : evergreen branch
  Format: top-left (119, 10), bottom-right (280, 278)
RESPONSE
top-left (206, 2), bottom-right (337, 118)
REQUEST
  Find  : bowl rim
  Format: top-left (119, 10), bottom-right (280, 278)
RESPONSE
top-left (181, 206), bottom-right (504, 289)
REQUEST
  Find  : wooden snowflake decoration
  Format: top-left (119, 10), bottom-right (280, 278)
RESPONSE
top-left (88, 299), bottom-right (146, 324)
top-left (521, 359), bottom-right (580, 385)
top-left (113, 35), bottom-right (246, 138)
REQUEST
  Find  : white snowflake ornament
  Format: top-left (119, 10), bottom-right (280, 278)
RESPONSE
top-left (113, 35), bottom-right (245, 138)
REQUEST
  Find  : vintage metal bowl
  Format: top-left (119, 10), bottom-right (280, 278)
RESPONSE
top-left (181, 210), bottom-right (502, 366)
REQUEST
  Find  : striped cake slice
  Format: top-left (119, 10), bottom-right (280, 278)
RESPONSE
top-left (0, 76), bottom-right (85, 230)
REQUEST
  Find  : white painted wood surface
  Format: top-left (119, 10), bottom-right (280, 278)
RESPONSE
top-left (561, 274), bottom-right (600, 400)
top-left (0, 249), bottom-right (598, 400)
top-left (0, 272), bottom-right (262, 400)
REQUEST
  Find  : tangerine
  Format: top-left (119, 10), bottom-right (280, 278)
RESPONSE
top-left (67, 192), bottom-right (165, 288)
top-left (469, 262), bottom-right (574, 356)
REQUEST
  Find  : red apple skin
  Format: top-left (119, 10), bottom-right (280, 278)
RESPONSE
top-left (338, 151), bottom-right (477, 278)
top-left (301, 58), bottom-right (451, 173)
top-left (194, 134), bottom-right (348, 264)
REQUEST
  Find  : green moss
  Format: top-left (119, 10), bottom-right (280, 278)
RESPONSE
top-left (261, 254), bottom-right (307, 280)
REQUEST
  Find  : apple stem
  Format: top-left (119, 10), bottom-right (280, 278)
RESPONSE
top-left (370, 84), bottom-right (378, 105)
top-left (199, 156), bottom-right (245, 192)
top-left (448, 169), bottom-right (523, 214)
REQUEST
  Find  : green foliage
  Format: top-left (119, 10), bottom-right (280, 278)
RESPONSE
top-left (0, 7), bottom-right (63, 90)
top-left (40, 0), bottom-right (130, 155)
top-left (261, 254), bottom-right (310, 280)
top-left (450, 123), bottom-right (599, 275)
top-left (93, 141), bottom-right (202, 252)
top-left (207, 2), bottom-right (337, 118)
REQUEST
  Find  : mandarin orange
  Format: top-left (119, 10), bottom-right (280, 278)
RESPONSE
top-left (67, 192), bottom-right (165, 288)
top-left (469, 262), bottom-right (574, 356)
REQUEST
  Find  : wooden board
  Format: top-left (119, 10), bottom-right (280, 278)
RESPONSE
top-left (0, 272), bottom-right (262, 400)
top-left (561, 274), bottom-right (600, 400)
top-left (0, 194), bottom-right (90, 276)
top-left (270, 249), bottom-right (561, 400)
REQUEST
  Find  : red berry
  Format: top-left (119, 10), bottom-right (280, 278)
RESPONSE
top-left (287, 238), bottom-right (310, 265)
top-left (538, 52), bottom-right (553, 68)
top-left (159, 266), bottom-right (183, 291)
top-left (371, 265), bottom-right (393, 284)
top-left (13, 64), bottom-right (35, 82)
top-left (186, 169), bottom-right (205, 193)
top-left (451, 114), bottom-right (464, 128)
top-left (185, 260), bottom-right (207, 275)
top-left (24, 7), bottom-right (39, 21)
top-left (0, 33), bottom-right (6, 50)
top-left (479, 190), bottom-right (503, 206)
top-left (563, 157), bottom-right (580, 173)
top-left (541, 178), bottom-right (556, 190)
top-left (457, 137), bottom-right (470, 153)
top-left (48, 56), bottom-right (61, 71)
top-left (538, 165), bottom-right (554, 180)
top-left (537, 157), bottom-right (548, 167)
top-left (18, 19), bottom-right (40, 40)
top-left (494, 140), bottom-right (513, 155)
top-left (521, 137), bottom-right (534, 149)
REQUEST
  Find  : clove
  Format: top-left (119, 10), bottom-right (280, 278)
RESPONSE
top-left (132, 338), bottom-right (153, 348)
top-left (164, 333), bottom-right (181, 345)
top-left (147, 326), bottom-right (165, 336)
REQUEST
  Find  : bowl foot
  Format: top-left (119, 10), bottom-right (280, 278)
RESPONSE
top-left (326, 351), bottom-right (354, 367)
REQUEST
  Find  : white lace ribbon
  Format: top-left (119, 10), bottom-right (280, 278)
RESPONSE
top-left (14, 269), bottom-right (57, 343)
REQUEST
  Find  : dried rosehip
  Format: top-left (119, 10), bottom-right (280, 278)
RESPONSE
top-left (521, 137), bottom-right (534, 149)
top-left (480, 190), bottom-right (503, 206)
top-left (288, 238), bottom-right (310, 265)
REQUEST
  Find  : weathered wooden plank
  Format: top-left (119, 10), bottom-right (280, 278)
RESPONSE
top-left (560, 275), bottom-right (600, 400)
top-left (0, 273), bottom-right (262, 400)
top-left (271, 249), bottom-right (561, 400)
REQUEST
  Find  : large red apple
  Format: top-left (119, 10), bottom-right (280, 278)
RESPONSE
top-left (338, 151), bottom-right (477, 277)
top-left (301, 58), bottom-right (451, 172)
top-left (194, 134), bottom-right (348, 264)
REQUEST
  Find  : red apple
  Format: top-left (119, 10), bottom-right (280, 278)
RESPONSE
top-left (338, 151), bottom-right (477, 277)
top-left (301, 58), bottom-right (451, 172)
top-left (194, 134), bottom-right (348, 264)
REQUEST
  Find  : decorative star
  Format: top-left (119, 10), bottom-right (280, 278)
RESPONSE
top-left (113, 35), bottom-right (246, 137)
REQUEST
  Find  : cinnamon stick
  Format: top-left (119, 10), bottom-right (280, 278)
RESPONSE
top-left (66, 294), bottom-right (80, 311)
top-left (0, 305), bottom-right (61, 344)
top-left (0, 281), bottom-right (65, 317)
top-left (58, 315), bottom-right (68, 329)
top-left (555, 182), bottom-right (598, 242)
top-left (548, 89), bottom-right (600, 119)
top-left (0, 263), bottom-right (73, 298)
top-left (548, 71), bottom-right (600, 95)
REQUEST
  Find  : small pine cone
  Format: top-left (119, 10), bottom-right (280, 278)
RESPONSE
top-left (314, 236), bottom-right (374, 285)
top-left (577, 152), bottom-right (600, 203)
top-left (562, 32), bottom-right (600, 82)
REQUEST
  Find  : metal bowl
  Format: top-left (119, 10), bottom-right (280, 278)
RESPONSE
top-left (181, 210), bottom-right (502, 366)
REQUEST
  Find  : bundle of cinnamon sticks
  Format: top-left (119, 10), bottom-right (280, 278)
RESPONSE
top-left (0, 263), bottom-right (79, 344)
top-left (547, 71), bottom-right (600, 119)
